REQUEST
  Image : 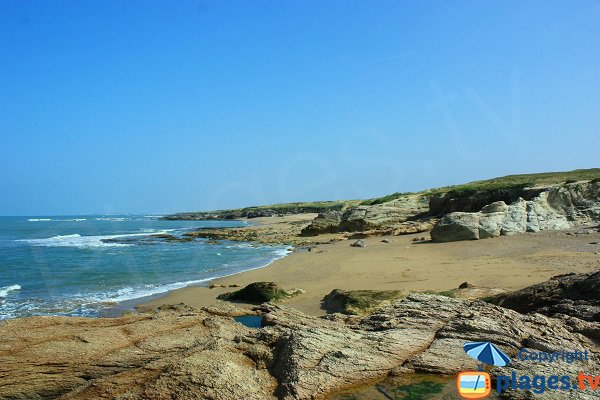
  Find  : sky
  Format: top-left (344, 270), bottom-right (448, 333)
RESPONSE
top-left (1, 1), bottom-right (599, 215)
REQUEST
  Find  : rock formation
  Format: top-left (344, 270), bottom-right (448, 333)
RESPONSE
top-left (300, 211), bottom-right (343, 236)
top-left (2, 288), bottom-right (600, 399)
top-left (217, 282), bottom-right (295, 303)
top-left (431, 182), bottom-right (600, 242)
top-left (486, 271), bottom-right (600, 340)
top-left (301, 195), bottom-right (430, 236)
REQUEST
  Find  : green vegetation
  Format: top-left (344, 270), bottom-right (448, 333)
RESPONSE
top-left (360, 192), bottom-right (414, 206)
top-left (427, 168), bottom-right (600, 197)
top-left (324, 289), bottom-right (405, 315)
top-left (217, 282), bottom-right (290, 303)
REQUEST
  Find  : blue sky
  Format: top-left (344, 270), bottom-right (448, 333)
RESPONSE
top-left (1, 1), bottom-right (599, 215)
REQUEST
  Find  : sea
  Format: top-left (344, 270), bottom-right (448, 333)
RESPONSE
top-left (0, 215), bottom-right (291, 320)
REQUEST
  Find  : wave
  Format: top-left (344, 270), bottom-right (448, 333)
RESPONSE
top-left (95, 217), bottom-right (128, 222)
top-left (0, 284), bottom-right (21, 298)
top-left (27, 218), bottom-right (51, 222)
top-left (17, 231), bottom-right (171, 249)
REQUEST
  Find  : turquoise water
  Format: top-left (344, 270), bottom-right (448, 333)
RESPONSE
top-left (0, 216), bottom-right (291, 319)
top-left (234, 315), bottom-right (263, 328)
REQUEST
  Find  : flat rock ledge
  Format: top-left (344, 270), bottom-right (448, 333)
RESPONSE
top-left (1, 294), bottom-right (599, 399)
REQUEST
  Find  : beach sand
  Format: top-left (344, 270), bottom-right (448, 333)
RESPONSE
top-left (139, 215), bottom-right (600, 316)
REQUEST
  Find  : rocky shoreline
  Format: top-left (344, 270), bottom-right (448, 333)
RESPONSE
top-left (2, 272), bottom-right (599, 399)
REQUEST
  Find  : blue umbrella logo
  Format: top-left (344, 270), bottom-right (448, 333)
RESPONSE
top-left (464, 341), bottom-right (511, 369)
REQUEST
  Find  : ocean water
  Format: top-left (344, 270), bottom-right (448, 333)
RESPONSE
top-left (0, 216), bottom-right (291, 319)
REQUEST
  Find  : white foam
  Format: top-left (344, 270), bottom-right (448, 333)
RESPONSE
top-left (95, 217), bottom-right (128, 222)
top-left (27, 218), bottom-right (51, 222)
top-left (0, 285), bottom-right (21, 298)
top-left (17, 231), bottom-right (171, 249)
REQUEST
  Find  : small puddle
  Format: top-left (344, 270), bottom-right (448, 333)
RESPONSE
top-left (234, 315), bottom-right (263, 328)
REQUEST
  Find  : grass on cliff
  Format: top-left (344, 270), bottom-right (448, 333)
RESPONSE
top-left (360, 191), bottom-right (414, 206)
top-left (426, 168), bottom-right (600, 197)
top-left (356, 168), bottom-right (600, 206)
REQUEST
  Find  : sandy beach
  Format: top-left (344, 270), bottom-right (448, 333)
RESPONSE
top-left (139, 214), bottom-right (600, 316)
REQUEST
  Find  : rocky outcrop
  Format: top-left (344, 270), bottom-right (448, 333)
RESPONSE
top-left (486, 271), bottom-right (600, 323)
top-left (431, 182), bottom-right (600, 242)
top-left (217, 282), bottom-right (299, 303)
top-left (428, 186), bottom-right (541, 215)
top-left (339, 195), bottom-right (429, 232)
top-left (0, 304), bottom-right (279, 400)
top-left (2, 291), bottom-right (600, 399)
top-left (300, 211), bottom-right (343, 236)
top-left (301, 195), bottom-right (430, 235)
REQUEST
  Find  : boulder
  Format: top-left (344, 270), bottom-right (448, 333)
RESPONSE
top-left (300, 211), bottom-right (343, 236)
top-left (217, 282), bottom-right (290, 303)
top-left (350, 239), bottom-right (365, 248)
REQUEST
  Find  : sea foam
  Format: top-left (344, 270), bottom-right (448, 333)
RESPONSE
top-left (0, 284), bottom-right (21, 298)
top-left (17, 231), bottom-right (171, 249)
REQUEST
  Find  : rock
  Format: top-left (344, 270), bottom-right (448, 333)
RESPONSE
top-left (0, 305), bottom-right (279, 400)
top-left (380, 239), bottom-right (390, 243)
top-left (590, 241), bottom-right (600, 245)
top-left (217, 282), bottom-right (290, 303)
top-left (285, 288), bottom-right (305, 296)
top-left (209, 284), bottom-right (226, 289)
top-left (2, 291), bottom-right (599, 399)
top-left (430, 212), bottom-right (480, 242)
top-left (486, 271), bottom-right (600, 323)
top-left (350, 239), bottom-right (365, 248)
top-left (458, 281), bottom-right (472, 289)
top-left (301, 196), bottom-right (431, 235)
top-left (300, 211), bottom-right (343, 236)
top-left (347, 220), bottom-right (434, 239)
top-left (431, 182), bottom-right (600, 242)
top-left (229, 284), bottom-right (241, 288)
top-left (339, 195), bottom-right (430, 232)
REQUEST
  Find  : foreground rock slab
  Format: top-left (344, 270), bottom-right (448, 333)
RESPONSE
top-left (1, 293), bottom-right (599, 399)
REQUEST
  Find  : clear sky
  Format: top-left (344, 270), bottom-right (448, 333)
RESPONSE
top-left (1, 1), bottom-right (599, 215)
